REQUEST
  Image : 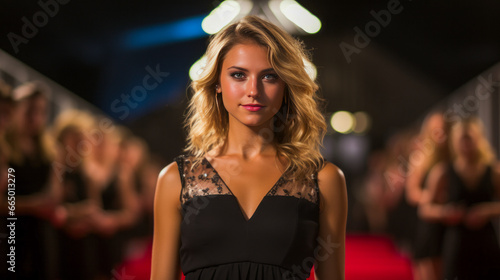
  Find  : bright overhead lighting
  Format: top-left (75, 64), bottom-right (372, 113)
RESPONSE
top-left (279, 0), bottom-right (321, 34)
top-left (202, 1), bottom-right (242, 34)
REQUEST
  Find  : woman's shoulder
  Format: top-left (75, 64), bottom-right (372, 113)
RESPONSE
top-left (158, 161), bottom-right (181, 187)
top-left (159, 153), bottom-right (203, 186)
top-left (156, 154), bottom-right (192, 193)
top-left (316, 160), bottom-right (347, 215)
top-left (317, 161), bottom-right (346, 196)
top-left (318, 161), bottom-right (345, 182)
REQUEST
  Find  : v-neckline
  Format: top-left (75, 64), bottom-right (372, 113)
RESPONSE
top-left (203, 157), bottom-right (288, 222)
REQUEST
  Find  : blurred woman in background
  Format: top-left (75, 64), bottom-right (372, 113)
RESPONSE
top-left (118, 135), bottom-right (157, 253)
top-left (406, 111), bottom-right (449, 280)
top-left (420, 117), bottom-right (500, 279)
top-left (52, 109), bottom-right (102, 280)
top-left (85, 124), bottom-right (140, 279)
top-left (2, 81), bottom-right (62, 279)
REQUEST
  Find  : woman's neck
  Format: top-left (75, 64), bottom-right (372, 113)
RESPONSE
top-left (456, 153), bottom-right (482, 168)
top-left (221, 119), bottom-right (276, 160)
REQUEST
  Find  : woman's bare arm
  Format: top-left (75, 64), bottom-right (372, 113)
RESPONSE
top-left (314, 162), bottom-right (348, 280)
top-left (419, 162), bottom-right (465, 225)
top-left (150, 162), bottom-right (183, 280)
top-left (405, 161), bottom-right (427, 206)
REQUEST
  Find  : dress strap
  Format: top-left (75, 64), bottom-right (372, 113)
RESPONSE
top-left (173, 155), bottom-right (186, 196)
top-left (313, 171), bottom-right (320, 196)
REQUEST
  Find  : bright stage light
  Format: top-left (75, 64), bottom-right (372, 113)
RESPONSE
top-left (201, 0), bottom-right (253, 35)
top-left (279, 0), bottom-right (321, 34)
top-left (202, 1), bottom-right (241, 34)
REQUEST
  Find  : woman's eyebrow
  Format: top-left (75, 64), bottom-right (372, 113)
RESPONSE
top-left (227, 66), bottom-right (247, 71)
top-left (227, 66), bottom-right (275, 73)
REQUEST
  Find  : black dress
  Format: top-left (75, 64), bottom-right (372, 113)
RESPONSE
top-left (3, 157), bottom-right (52, 280)
top-left (442, 165), bottom-right (500, 280)
top-left (96, 172), bottom-right (127, 276)
top-left (57, 170), bottom-right (99, 280)
top-left (413, 172), bottom-right (445, 260)
top-left (174, 155), bottom-right (321, 280)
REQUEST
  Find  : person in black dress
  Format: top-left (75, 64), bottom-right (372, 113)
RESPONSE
top-left (151, 16), bottom-right (348, 279)
top-left (52, 109), bottom-right (101, 280)
top-left (1, 81), bottom-right (63, 279)
top-left (406, 111), bottom-right (449, 280)
top-left (420, 117), bottom-right (500, 279)
top-left (85, 124), bottom-right (141, 279)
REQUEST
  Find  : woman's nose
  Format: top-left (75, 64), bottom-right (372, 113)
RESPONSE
top-left (246, 76), bottom-right (259, 97)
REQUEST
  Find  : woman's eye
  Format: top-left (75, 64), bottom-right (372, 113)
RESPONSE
top-left (263, 73), bottom-right (278, 81)
top-left (231, 72), bottom-right (245, 79)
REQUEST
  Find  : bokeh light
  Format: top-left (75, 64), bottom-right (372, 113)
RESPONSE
top-left (330, 111), bottom-right (355, 134)
top-left (353, 111), bottom-right (371, 134)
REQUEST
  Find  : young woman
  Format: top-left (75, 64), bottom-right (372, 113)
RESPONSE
top-left (2, 81), bottom-right (63, 279)
top-left (420, 117), bottom-right (500, 279)
top-left (151, 16), bottom-right (347, 280)
top-left (406, 111), bottom-right (449, 280)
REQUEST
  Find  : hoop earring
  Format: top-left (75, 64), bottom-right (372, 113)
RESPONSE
top-left (215, 93), bottom-right (222, 123)
top-left (284, 93), bottom-right (290, 124)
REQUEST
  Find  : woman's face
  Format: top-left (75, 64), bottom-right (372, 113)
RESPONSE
top-left (218, 42), bottom-right (286, 129)
top-left (452, 123), bottom-right (480, 159)
top-left (61, 129), bottom-right (85, 155)
top-left (425, 113), bottom-right (448, 148)
top-left (19, 95), bottom-right (48, 136)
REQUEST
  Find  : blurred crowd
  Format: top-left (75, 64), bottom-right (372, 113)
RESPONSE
top-left (0, 80), bottom-right (162, 280)
top-left (355, 109), bottom-right (500, 279)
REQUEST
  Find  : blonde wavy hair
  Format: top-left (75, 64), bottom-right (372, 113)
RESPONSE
top-left (184, 15), bottom-right (326, 181)
top-left (414, 111), bottom-right (451, 172)
top-left (449, 116), bottom-right (496, 165)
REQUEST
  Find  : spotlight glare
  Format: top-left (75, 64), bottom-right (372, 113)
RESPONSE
top-left (202, 0), bottom-right (241, 34)
top-left (280, 0), bottom-right (321, 34)
top-left (330, 111), bottom-right (355, 134)
top-left (303, 58), bottom-right (317, 81)
top-left (189, 55), bottom-right (207, 80)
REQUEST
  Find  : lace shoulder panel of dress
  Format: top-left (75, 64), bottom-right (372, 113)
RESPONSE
top-left (270, 172), bottom-right (319, 205)
top-left (176, 155), bottom-right (231, 205)
top-left (176, 154), bottom-right (319, 206)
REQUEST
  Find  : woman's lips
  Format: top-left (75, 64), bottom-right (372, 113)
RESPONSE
top-left (241, 104), bottom-right (264, 111)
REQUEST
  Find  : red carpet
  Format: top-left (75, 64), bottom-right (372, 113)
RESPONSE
top-left (116, 234), bottom-right (413, 280)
